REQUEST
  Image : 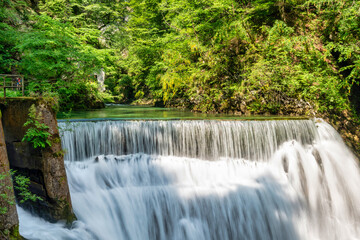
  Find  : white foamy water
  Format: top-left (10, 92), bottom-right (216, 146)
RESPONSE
top-left (18, 120), bottom-right (360, 240)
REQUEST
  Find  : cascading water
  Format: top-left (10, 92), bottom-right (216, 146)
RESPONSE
top-left (18, 119), bottom-right (360, 240)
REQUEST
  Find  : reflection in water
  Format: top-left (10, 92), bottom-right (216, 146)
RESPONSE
top-left (57, 104), bottom-right (307, 121)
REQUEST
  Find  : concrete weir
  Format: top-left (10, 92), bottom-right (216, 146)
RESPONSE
top-left (0, 98), bottom-right (74, 239)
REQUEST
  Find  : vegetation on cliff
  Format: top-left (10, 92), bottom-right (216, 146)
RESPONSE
top-left (0, 0), bottom-right (359, 119)
top-left (22, 104), bottom-right (52, 149)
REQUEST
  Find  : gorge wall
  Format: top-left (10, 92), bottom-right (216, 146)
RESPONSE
top-left (0, 98), bottom-right (75, 238)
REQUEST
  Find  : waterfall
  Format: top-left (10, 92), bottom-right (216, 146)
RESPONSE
top-left (59, 120), bottom-right (317, 161)
top-left (18, 119), bottom-right (360, 240)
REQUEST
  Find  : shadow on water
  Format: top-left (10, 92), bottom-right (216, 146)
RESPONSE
top-left (66, 154), bottom-right (302, 240)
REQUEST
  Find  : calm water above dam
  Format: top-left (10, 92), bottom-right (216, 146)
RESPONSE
top-left (57, 104), bottom-right (306, 121)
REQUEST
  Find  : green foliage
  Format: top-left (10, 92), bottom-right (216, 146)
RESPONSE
top-left (0, 0), bottom-right (125, 110)
top-left (123, 0), bottom-right (359, 115)
top-left (0, 89), bottom-right (22, 98)
top-left (0, 170), bottom-right (42, 216)
top-left (0, 0), bottom-right (359, 117)
top-left (57, 80), bottom-right (106, 110)
top-left (22, 104), bottom-right (52, 149)
top-left (11, 170), bottom-right (42, 203)
top-left (0, 0), bottom-right (25, 73)
top-left (16, 14), bottom-right (101, 89)
top-left (0, 171), bottom-right (15, 215)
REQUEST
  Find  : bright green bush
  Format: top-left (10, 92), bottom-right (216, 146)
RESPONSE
top-left (22, 105), bottom-right (52, 149)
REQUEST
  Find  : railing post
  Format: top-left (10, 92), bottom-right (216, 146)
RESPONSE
top-left (0, 74), bottom-right (25, 97)
top-left (3, 76), bottom-right (5, 98)
top-left (21, 76), bottom-right (24, 96)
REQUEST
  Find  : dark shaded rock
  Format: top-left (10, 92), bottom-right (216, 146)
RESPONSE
top-left (91, 100), bottom-right (105, 109)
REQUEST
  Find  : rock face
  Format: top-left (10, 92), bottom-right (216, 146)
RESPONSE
top-left (322, 110), bottom-right (360, 160)
top-left (0, 97), bottom-right (75, 223)
top-left (0, 119), bottom-right (20, 239)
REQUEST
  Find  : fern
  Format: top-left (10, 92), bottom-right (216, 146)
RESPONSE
top-left (22, 104), bottom-right (52, 149)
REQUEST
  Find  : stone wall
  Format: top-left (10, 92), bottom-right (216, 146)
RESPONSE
top-left (0, 119), bottom-right (20, 239)
top-left (0, 97), bottom-right (75, 223)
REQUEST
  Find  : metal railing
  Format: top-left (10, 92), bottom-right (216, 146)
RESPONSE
top-left (0, 74), bottom-right (25, 98)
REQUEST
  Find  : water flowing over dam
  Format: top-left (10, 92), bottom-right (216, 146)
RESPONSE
top-left (19, 119), bottom-right (360, 240)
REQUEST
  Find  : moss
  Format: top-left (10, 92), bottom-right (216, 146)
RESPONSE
top-left (51, 137), bottom-right (61, 144)
top-left (9, 225), bottom-right (22, 240)
top-left (39, 96), bottom-right (59, 114)
top-left (60, 201), bottom-right (77, 225)
top-left (53, 150), bottom-right (64, 158)
top-left (0, 225), bottom-right (22, 240)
